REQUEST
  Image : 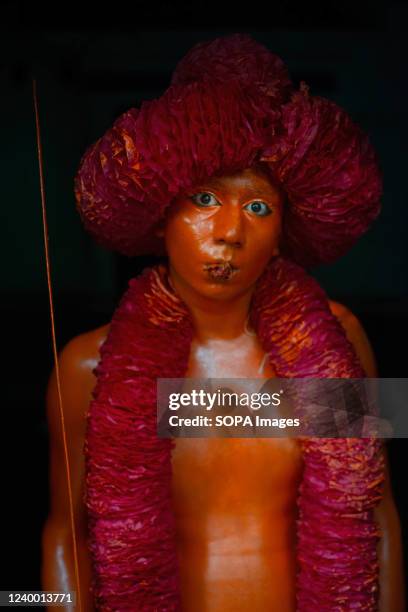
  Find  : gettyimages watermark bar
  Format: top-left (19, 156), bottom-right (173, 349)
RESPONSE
top-left (157, 378), bottom-right (408, 438)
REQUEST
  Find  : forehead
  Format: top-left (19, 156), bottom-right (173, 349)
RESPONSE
top-left (193, 166), bottom-right (281, 198)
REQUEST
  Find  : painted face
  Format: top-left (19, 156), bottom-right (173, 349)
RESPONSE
top-left (162, 166), bottom-right (284, 301)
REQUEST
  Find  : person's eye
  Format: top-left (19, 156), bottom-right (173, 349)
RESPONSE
top-left (191, 192), bottom-right (219, 207)
top-left (244, 201), bottom-right (272, 217)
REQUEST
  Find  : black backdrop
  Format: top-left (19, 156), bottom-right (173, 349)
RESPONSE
top-left (2, 0), bottom-right (407, 596)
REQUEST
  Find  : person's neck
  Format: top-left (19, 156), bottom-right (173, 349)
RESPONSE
top-left (167, 266), bottom-right (254, 342)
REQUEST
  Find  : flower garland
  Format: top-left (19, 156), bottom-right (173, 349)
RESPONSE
top-left (85, 256), bottom-right (384, 611)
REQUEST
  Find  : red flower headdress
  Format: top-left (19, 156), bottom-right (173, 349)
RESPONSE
top-left (75, 34), bottom-right (385, 610)
top-left (75, 34), bottom-right (381, 267)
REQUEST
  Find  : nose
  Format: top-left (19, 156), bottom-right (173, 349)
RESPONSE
top-left (213, 204), bottom-right (244, 248)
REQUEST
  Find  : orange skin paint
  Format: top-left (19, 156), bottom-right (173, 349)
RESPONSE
top-left (162, 166), bottom-right (301, 610)
top-left (42, 167), bottom-right (404, 611)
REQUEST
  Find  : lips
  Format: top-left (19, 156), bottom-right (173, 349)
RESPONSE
top-left (203, 260), bottom-right (238, 281)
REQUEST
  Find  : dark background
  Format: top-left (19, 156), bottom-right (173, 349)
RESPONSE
top-left (2, 0), bottom-right (407, 596)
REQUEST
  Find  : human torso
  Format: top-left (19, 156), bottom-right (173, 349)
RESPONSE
top-left (53, 297), bottom-right (370, 611)
top-left (171, 333), bottom-right (304, 611)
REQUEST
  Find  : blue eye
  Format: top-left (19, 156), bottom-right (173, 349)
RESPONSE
top-left (244, 201), bottom-right (272, 216)
top-left (191, 192), bottom-right (219, 207)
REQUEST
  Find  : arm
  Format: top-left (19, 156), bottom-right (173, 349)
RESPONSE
top-left (330, 301), bottom-right (405, 612)
top-left (42, 326), bottom-right (108, 611)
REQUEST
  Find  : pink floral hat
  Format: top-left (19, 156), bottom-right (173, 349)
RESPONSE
top-left (75, 34), bottom-right (382, 267)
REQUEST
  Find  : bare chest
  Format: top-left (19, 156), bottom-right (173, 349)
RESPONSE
top-left (171, 335), bottom-right (304, 518)
top-left (170, 336), bottom-right (303, 610)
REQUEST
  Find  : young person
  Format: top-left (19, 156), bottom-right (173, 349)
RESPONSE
top-left (42, 35), bottom-right (404, 610)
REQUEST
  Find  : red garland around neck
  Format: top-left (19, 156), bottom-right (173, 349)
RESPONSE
top-left (85, 256), bottom-right (384, 611)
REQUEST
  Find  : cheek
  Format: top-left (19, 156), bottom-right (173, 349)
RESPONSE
top-left (164, 214), bottom-right (213, 259)
top-left (246, 219), bottom-right (281, 259)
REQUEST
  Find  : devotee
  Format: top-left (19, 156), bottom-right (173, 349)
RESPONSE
top-left (42, 34), bottom-right (404, 610)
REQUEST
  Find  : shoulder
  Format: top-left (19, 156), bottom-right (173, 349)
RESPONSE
top-left (57, 323), bottom-right (110, 375)
top-left (46, 324), bottom-right (110, 430)
top-left (56, 322), bottom-right (110, 390)
top-left (328, 300), bottom-right (377, 377)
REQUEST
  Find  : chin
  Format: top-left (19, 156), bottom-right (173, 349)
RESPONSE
top-left (199, 278), bottom-right (254, 301)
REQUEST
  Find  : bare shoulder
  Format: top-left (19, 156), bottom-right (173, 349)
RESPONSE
top-left (57, 323), bottom-right (110, 376)
top-left (328, 300), bottom-right (378, 377)
top-left (46, 323), bottom-right (110, 432)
